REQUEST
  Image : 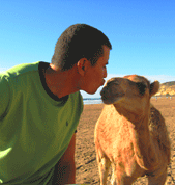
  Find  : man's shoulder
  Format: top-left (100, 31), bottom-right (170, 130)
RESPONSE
top-left (4, 61), bottom-right (40, 77)
top-left (0, 61), bottom-right (50, 81)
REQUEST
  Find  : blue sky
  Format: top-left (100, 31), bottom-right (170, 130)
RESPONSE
top-left (0, 0), bottom-right (175, 98)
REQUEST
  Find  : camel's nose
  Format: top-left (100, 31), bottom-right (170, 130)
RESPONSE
top-left (100, 86), bottom-right (111, 98)
top-left (100, 78), bottom-right (120, 98)
top-left (100, 87), bottom-right (105, 97)
top-left (100, 87), bottom-right (110, 98)
top-left (106, 78), bottom-right (119, 87)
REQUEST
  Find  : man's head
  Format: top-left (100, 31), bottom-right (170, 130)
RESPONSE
top-left (51, 24), bottom-right (112, 71)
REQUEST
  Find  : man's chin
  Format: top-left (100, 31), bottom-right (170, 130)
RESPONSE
top-left (86, 89), bottom-right (97, 95)
top-left (85, 87), bottom-right (99, 95)
top-left (87, 92), bottom-right (95, 95)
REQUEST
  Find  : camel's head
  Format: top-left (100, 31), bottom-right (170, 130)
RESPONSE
top-left (100, 75), bottom-right (159, 113)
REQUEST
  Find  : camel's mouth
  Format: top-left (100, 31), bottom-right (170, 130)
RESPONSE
top-left (100, 88), bottom-right (125, 104)
top-left (101, 95), bottom-right (123, 105)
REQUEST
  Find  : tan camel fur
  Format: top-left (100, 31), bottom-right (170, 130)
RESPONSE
top-left (94, 75), bottom-right (171, 185)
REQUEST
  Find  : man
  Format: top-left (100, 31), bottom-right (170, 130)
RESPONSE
top-left (0, 24), bottom-right (112, 184)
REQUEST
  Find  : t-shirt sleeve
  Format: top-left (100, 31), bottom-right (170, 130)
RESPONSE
top-left (0, 76), bottom-right (10, 118)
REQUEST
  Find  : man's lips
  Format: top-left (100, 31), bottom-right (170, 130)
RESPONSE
top-left (101, 79), bottom-right (106, 86)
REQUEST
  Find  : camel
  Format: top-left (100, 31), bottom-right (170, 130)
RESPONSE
top-left (94, 75), bottom-right (171, 185)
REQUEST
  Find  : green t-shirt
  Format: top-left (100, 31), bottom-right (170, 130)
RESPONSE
top-left (0, 61), bottom-right (83, 184)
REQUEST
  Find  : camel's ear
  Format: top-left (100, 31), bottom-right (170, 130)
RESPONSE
top-left (150, 81), bottom-right (159, 97)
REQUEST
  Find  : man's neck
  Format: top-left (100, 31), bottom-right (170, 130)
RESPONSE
top-left (44, 66), bottom-right (81, 99)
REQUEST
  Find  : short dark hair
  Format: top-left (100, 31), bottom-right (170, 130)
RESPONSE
top-left (51, 24), bottom-right (112, 71)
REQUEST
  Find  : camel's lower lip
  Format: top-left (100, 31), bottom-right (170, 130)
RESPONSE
top-left (101, 93), bottom-right (124, 101)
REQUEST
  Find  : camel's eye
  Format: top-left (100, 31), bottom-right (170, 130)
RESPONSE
top-left (136, 82), bottom-right (147, 96)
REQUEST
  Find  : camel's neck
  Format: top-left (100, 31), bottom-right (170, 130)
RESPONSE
top-left (114, 104), bottom-right (158, 170)
top-left (131, 111), bottom-right (158, 170)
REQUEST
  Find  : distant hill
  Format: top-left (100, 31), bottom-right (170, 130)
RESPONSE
top-left (161, 81), bottom-right (175, 87)
top-left (156, 81), bottom-right (175, 96)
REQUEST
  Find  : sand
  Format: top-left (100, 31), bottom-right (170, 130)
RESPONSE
top-left (76, 98), bottom-right (175, 184)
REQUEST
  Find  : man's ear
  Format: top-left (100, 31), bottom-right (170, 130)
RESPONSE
top-left (77, 58), bottom-right (89, 76)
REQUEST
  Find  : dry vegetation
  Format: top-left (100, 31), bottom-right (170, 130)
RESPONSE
top-left (76, 97), bottom-right (175, 184)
